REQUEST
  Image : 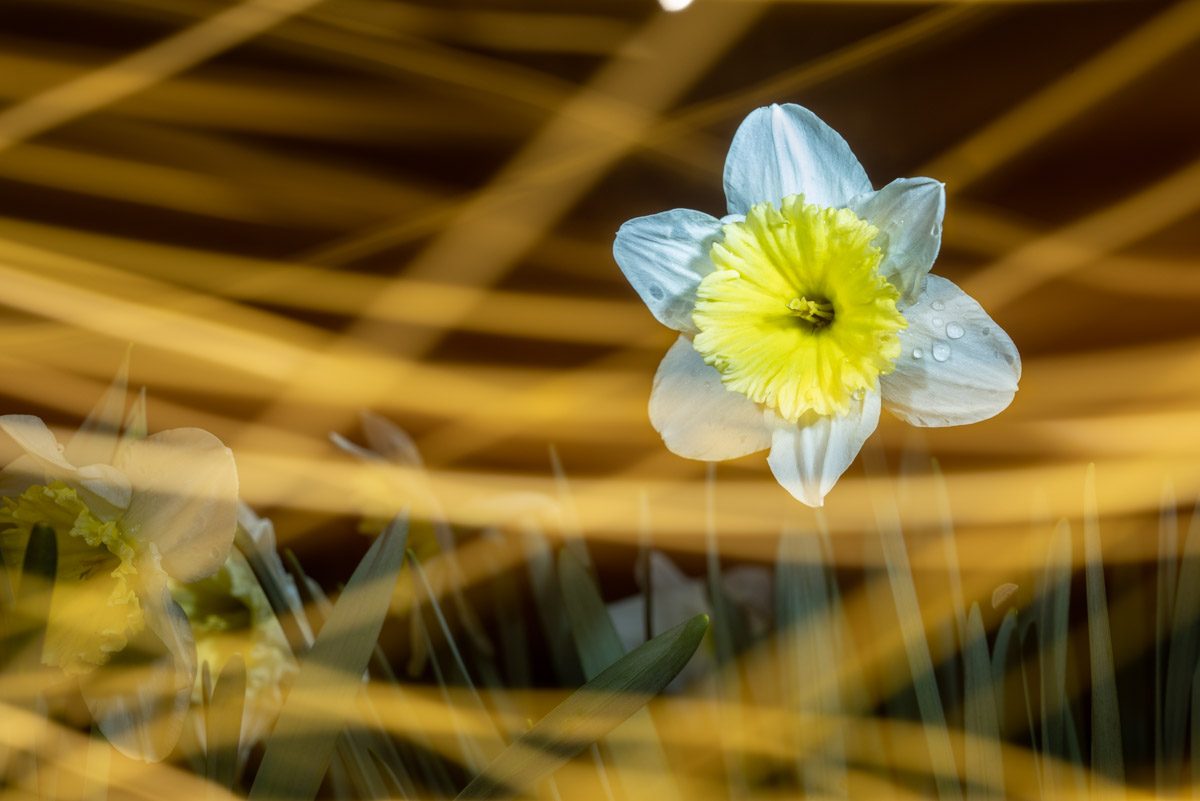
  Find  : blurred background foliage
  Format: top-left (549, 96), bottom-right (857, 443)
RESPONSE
top-left (1, 0), bottom-right (1199, 796)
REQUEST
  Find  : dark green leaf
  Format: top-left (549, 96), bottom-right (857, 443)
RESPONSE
top-left (456, 614), bottom-right (709, 800)
top-left (249, 513), bottom-right (408, 801)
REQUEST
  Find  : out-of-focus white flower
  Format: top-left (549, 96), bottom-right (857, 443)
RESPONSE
top-left (614, 103), bottom-right (1020, 506)
top-left (0, 387), bottom-right (237, 761)
top-left (170, 544), bottom-right (297, 753)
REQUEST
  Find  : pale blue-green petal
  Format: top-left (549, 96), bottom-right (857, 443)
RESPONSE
top-left (766, 392), bottom-right (881, 508)
top-left (881, 275), bottom-right (1020, 427)
top-left (849, 177), bottom-right (945, 308)
top-left (723, 104), bottom-right (872, 216)
top-left (614, 209), bottom-right (724, 333)
top-left (649, 336), bottom-right (772, 461)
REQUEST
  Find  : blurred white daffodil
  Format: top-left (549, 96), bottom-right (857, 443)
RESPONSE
top-left (0, 395), bottom-right (238, 760)
top-left (170, 543), bottom-right (297, 754)
top-left (614, 103), bottom-right (1020, 506)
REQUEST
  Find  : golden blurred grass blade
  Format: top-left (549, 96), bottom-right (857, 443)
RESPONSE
top-left (0, 0), bottom-right (327, 153)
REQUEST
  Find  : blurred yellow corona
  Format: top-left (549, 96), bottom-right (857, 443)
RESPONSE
top-left (693, 196), bottom-right (905, 421)
top-left (0, 482), bottom-right (142, 675)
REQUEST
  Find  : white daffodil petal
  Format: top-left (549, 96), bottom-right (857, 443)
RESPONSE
top-left (723, 103), bottom-right (873, 215)
top-left (849, 177), bottom-right (945, 307)
top-left (614, 209), bottom-right (725, 332)
top-left (0, 415), bottom-right (131, 513)
top-left (882, 275), bottom-right (1021, 427)
top-left (116, 428), bottom-right (238, 584)
top-left (649, 336), bottom-right (772, 461)
top-left (80, 553), bottom-right (196, 762)
top-left (766, 392), bottom-right (881, 507)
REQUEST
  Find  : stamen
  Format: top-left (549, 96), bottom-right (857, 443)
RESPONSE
top-left (787, 297), bottom-right (834, 326)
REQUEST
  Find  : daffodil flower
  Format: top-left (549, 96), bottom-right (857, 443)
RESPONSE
top-left (0, 412), bottom-right (238, 761)
top-left (614, 103), bottom-right (1020, 506)
top-left (170, 542), bottom-right (297, 755)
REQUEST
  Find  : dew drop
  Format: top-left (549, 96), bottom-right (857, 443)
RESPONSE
top-left (912, 348), bottom-right (923, 359)
top-left (852, 389), bottom-right (864, 401)
top-left (1004, 353), bottom-right (1014, 365)
top-left (648, 284), bottom-right (665, 301)
top-left (931, 317), bottom-right (944, 328)
top-left (946, 322), bottom-right (965, 340)
top-left (931, 300), bottom-right (946, 311)
top-left (932, 343), bottom-right (950, 362)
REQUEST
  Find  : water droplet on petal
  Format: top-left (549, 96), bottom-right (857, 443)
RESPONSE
top-left (649, 284), bottom-right (665, 301)
top-left (931, 317), bottom-right (944, 328)
top-left (912, 348), bottom-right (923, 359)
top-left (932, 343), bottom-right (950, 362)
top-left (946, 322), bottom-right (965, 339)
top-left (852, 390), bottom-right (864, 401)
top-left (1004, 353), bottom-right (1014, 365)
top-left (931, 300), bottom-right (946, 311)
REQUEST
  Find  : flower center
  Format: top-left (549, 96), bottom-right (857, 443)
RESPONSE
top-left (692, 195), bottom-right (906, 421)
top-left (787, 296), bottom-right (835, 328)
top-left (0, 482), bottom-right (144, 675)
top-left (170, 550), bottom-right (296, 734)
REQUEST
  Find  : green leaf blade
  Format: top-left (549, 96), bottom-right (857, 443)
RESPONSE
top-left (456, 614), bottom-right (709, 800)
top-left (248, 513), bottom-right (409, 801)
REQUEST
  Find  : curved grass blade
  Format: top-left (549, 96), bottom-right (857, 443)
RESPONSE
top-left (1, 523), bottom-right (56, 683)
top-left (1165, 498), bottom-right (1200, 786)
top-left (558, 549), bottom-right (625, 678)
top-left (1083, 466), bottom-right (1124, 791)
top-left (206, 654), bottom-right (246, 793)
top-left (1038, 519), bottom-right (1075, 797)
top-left (963, 604), bottom-right (1003, 801)
top-left (369, 746), bottom-right (414, 800)
top-left (988, 609), bottom-right (1018, 719)
top-left (1157, 482), bottom-right (1178, 790)
top-left (871, 483), bottom-right (962, 801)
top-left (931, 460), bottom-right (967, 646)
top-left (777, 526), bottom-right (846, 798)
top-left (557, 549), bottom-right (681, 801)
top-left (524, 522), bottom-right (584, 685)
top-left (704, 467), bottom-right (749, 798)
top-left (409, 550), bottom-right (506, 768)
top-left (456, 614), bottom-right (709, 800)
top-left (248, 513), bottom-right (408, 801)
